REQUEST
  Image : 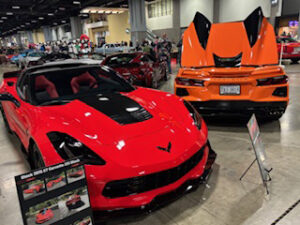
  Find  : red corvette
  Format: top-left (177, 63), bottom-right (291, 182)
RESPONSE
top-left (23, 183), bottom-right (44, 194)
top-left (101, 52), bottom-right (168, 88)
top-left (0, 60), bottom-right (215, 215)
top-left (69, 170), bottom-right (84, 178)
top-left (35, 208), bottom-right (54, 224)
top-left (277, 36), bottom-right (300, 63)
top-left (46, 176), bottom-right (63, 188)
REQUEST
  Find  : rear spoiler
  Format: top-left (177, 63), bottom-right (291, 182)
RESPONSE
top-left (3, 70), bottom-right (21, 79)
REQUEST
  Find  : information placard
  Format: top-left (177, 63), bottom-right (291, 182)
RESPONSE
top-left (247, 114), bottom-right (272, 184)
top-left (15, 159), bottom-right (94, 225)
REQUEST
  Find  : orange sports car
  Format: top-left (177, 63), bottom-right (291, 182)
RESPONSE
top-left (175, 7), bottom-right (289, 120)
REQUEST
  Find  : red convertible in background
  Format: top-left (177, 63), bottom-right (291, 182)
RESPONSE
top-left (101, 52), bottom-right (168, 88)
top-left (23, 183), bottom-right (44, 194)
top-left (35, 208), bottom-right (54, 224)
top-left (277, 36), bottom-right (300, 63)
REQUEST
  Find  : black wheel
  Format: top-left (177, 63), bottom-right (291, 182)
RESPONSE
top-left (0, 104), bottom-right (12, 134)
top-left (291, 58), bottom-right (300, 64)
top-left (29, 143), bottom-right (45, 169)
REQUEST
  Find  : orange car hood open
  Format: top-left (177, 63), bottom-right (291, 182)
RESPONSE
top-left (181, 7), bottom-right (278, 68)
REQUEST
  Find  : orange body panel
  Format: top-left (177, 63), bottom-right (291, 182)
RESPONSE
top-left (176, 8), bottom-right (288, 117)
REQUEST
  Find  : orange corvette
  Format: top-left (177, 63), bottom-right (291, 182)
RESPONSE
top-left (175, 7), bottom-right (289, 119)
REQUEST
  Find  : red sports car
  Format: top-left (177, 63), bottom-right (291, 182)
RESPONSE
top-left (35, 208), bottom-right (54, 224)
top-left (0, 60), bottom-right (215, 215)
top-left (23, 183), bottom-right (44, 194)
top-left (69, 170), bottom-right (84, 178)
top-left (101, 52), bottom-right (168, 88)
top-left (277, 36), bottom-right (300, 63)
top-left (46, 176), bottom-right (63, 188)
top-left (66, 194), bottom-right (82, 210)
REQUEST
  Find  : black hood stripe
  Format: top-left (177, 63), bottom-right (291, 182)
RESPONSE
top-left (78, 93), bottom-right (152, 125)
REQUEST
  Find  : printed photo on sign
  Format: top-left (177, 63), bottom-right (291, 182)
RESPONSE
top-left (46, 171), bottom-right (67, 192)
top-left (73, 216), bottom-right (93, 225)
top-left (25, 196), bottom-right (59, 225)
top-left (67, 165), bottom-right (85, 183)
top-left (22, 178), bottom-right (46, 200)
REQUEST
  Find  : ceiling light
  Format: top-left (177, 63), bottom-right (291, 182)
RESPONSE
top-left (25, 23), bottom-right (30, 25)
top-left (0, 20), bottom-right (3, 23)
top-left (112, 11), bottom-right (118, 14)
top-left (59, 7), bottom-right (65, 10)
top-left (73, 1), bottom-right (81, 4)
top-left (12, 6), bottom-right (20, 9)
top-left (6, 12), bottom-right (13, 15)
top-left (31, 20), bottom-right (37, 23)
top-left (21, 25), bottom-right (25, 27)
top-left (98, 10), bottom-right (104, 13)
top-left (38, 17), bottom-right (44, 20)
top-left (1, 17), bottom-right (7, 19)
top-left (53, 22), bottom-right (58, 25)
top-left (61, 20), bottom-right (66, 23)
top-left (48, 13), bottom-right (54, 16)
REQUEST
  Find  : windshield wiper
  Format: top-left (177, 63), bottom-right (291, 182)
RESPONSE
top-left (39, 99), bottom-right (71, 106)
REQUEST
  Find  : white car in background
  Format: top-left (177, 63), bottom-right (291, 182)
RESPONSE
top-left (19, 51), bottom-right (45, 69)
top-left (95, 43), bottom-right (134, 55)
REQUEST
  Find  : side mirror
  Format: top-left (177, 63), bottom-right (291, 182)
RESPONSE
top-left (0, 93), bottom-right (20, 107)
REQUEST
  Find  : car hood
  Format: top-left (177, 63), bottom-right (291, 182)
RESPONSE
top-left (38, 88), bottom-right (206, 166)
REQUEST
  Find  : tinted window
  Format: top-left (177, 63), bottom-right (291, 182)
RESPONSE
top-left (105, 54), bottom-right (136, 67)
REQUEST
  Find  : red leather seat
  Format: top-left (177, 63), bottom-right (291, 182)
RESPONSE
top-left (71, 72), bottom-right (98, 94)
top-left (35, 75), bottom-right (59, 98)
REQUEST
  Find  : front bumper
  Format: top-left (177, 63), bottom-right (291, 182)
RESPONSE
top-left (93, 147), bottom-right (216, 222)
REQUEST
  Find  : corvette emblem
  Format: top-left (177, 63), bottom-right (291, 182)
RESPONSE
top-left (157, 142), bottom-right (172, 153)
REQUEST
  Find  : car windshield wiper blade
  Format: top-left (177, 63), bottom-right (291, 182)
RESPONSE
top-left (39, 99), bottom-right (71, 106)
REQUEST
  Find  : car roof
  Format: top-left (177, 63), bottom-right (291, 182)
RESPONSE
top-left (25, 59), bottom-right (101, 75)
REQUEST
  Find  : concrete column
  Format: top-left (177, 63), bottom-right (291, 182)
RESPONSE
top-left (15, 33), bottom-right (22, 47)
top-left (128, 0), bottom-right (147, 46)
top-left (27, 31), bottom-right (34, 43)
top-left (298, 10), bottom-right (300, 39)
top-left (43, 26), bottom-right (52, 42)
top-left (173, 0), bottom-right (181, 42)
top-left (213, 0), bottom-right (220, 23)
top-left (70, 16), bottom-right (83, 39)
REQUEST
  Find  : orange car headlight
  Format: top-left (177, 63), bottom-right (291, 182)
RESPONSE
top-left (256, 75), bottom-right (288, 86)
top-left (175, 77), bottom-right (204, 87)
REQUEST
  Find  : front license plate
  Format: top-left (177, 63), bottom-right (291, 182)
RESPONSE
top-left (220, 85), bottom-right (240, 95)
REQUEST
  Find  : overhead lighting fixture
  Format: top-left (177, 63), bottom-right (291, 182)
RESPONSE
top-left (25, 22), bottom-right (30, 25)
top-left (21, 25), bottom-right (25, 27)
top-left (31, 20), bottom-right (37, 23)
top-left (53, 22), bottom-right (58, 25)
top-left (48, 13), bottom-right (54, 16)
top-left (59, 7), bottom-right (65, 10)
top-left (1, 17), bottom-right (7, 19)
top-left (6, 12), bottom-right (13, 15)
top-left (98, 10), bottom-right (104, 13)
top-left (61, 20), bottom-right (66, 23)
top-left (112, 11), bottom-right (118, 14)
top-left (73, 1), bottom-right (81, 4)
top-left (38, 17), bottom-right (44, 20)
top-left (12, 6), bottom-right (20, 9)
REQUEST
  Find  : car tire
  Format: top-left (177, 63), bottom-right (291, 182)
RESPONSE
top-left (29, 143), bottom-right (45, 169)
top-left (291, 58), bottom-right (300, 64)
top-left (0, 103), bottom-right (12, 134)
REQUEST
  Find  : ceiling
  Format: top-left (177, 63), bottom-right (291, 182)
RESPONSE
top-left (0, 0), bottom-right (128, 37)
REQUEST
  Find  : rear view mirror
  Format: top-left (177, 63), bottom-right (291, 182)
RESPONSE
top-left (0, 93), bottom-right (20, 107)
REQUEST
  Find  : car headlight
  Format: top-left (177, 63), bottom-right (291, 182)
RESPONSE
top-left (47, 132), bottom-right (106, 165)
top-left (183, 101), bottom-right (202, 130)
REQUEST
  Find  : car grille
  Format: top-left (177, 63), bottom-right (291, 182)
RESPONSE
top-left (102, 143), bottom-right (207, 198)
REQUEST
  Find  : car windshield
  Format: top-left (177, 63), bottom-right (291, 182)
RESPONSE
top-left (30, 66), bottom-right (134, 105)
top-left (29, 52), bottom-right (44, 57)
top-left (105, 54), bottom-right (136, 67)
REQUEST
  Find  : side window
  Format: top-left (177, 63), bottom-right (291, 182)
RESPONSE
top-left (17, 74), bottom-right (30, 100)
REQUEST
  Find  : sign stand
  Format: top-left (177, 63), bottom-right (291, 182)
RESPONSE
top-left (240, 114), bottom-right (273, 194)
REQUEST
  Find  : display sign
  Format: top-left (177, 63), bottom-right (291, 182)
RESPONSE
top-left (15, 159), bottom-right (94, 225)
top-left (247, 114), bottom-right (272, 184)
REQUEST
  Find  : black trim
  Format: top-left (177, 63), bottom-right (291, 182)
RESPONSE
top-left (244, 7), bottom-right (264, 47)
top-left (273, 87), bottom-right (288, 97)
top-left (3, 70), bottom-right (21, 78)
top-left (190, 101), bottom-right (287, 117)
top-left (93, 147), bottom-right (216, 222)
top-left (193, 12), bottom-right (211, 50)
top-left (102, 143), bottom-right (207, 198)
top-left (176, 88), bottom-right (189, 97)
top-left (213, 52), bottom-right (242, 67)
top-left (78, 93), bottom-right (152, 125)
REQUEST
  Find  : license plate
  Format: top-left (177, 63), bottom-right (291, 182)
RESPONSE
top-left (220, 85), bottom-right (240, 95)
